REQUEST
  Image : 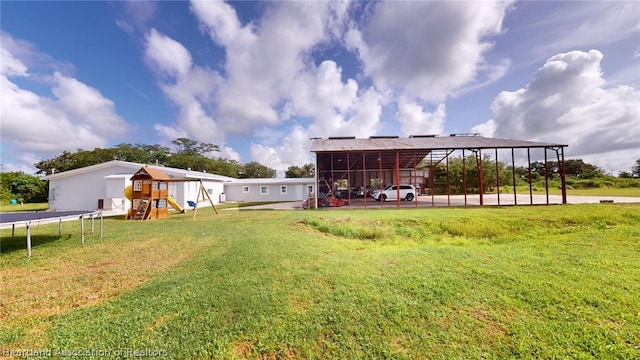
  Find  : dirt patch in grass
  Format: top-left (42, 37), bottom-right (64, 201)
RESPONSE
top-left (145, 313), bottom-right (177, 332)
top-left (470, 306), bottom-right (510, 340)
top-left (231, 339), bottom-right (255, 358)
top-left (231, 339), bottom-right (298, 360)
top-left (289, 291), bottom-right (311, 314)
top-left (0, 236), bottom-right (204, 343)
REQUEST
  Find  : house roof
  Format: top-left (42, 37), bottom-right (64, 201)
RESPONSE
top-left (43, 160), bottom-right (235, 182)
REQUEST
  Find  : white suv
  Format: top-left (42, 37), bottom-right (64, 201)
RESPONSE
top-left (371, 185), bottom-right (416, 201)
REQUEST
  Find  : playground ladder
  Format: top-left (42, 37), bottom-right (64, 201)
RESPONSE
top-left (134, 199), bottom-right (150, 220)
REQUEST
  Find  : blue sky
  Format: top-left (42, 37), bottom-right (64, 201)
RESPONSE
top-left (2, 0), bottom-right (639, 176)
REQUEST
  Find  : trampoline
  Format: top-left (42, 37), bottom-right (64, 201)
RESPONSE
top-left (0, 211), bottom-right (103, 257)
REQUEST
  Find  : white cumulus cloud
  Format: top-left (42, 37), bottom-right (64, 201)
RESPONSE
top-left (347, 0), bottom-right (514, 102)
top-left (396, 98), bottom-right (446, 136)
top-left (475, 49), bottom-right (640, 172)
top-left (250, 125), bottom-right (312, 177)
top-left (143, 28), bottom-right (225, 145)
top-left (1, 33), bottom-right (129, 172)
top-left (191, 0), bottom-right (353, 134)
top-left (144, 29), bottom-right (193, 79)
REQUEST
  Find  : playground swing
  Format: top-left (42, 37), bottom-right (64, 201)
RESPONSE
top-left (188, 180), bottom-right (219, 220)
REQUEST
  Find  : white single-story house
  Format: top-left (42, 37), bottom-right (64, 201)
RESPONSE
top-left (224, 178), bottom-right (315, 202)
top-left (43, 161), bottom-right (234, 212)
top-left (43, 160), bottom-right (314, 212)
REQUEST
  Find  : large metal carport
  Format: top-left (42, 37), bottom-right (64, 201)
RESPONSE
top-left (310, 134), bottom-right (568, 209)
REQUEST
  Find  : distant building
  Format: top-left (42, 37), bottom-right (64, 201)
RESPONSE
top-left (224, 178), bottom-right (314, 203)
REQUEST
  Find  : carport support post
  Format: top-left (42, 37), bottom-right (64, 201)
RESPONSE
top-left (414, 152), bottom-right (418, 207)
top-left (362, 151), bottom-right (367, 209)
top-left (80, 215), bottom-right (85, 244)
top-left (347, 152), bottom-right (351, 208)
top-left (26, 221), bottom-right (31, 257)
top-left (544, 148), bottom-right (549, 205)
top-left (378, 151), bottom-right (383, 208)
top-left (527, 148), bottom-right (533, 205)
top-left (430, 152), bottom-right (435, 207)
top-left (446, 150), bottom-right (451, 207)
top-left (330, 153), bottom-right (335, 198)
top-left (100, 212), bottom-right (104, 238)
top-left (512, 148), bottom-right (517, 205)
top-left (58, 218), bottom-right (62, 235)
top-left (463, 149), bottom-right (467, 206)
top-left (314, 153), bottom-right (319, 210)
top-left (557, 147), bottom-right (567, 204)
top-left (495, 148), bottom-right (500, 206)
top-left (396, 151), bottom-right (401, 207)
top-left (476, 149), bottom-right (484, 206)
top-left (91, 214), bottom-right (95, 234)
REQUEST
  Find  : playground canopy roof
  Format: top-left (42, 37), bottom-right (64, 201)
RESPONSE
top-left (131, 166), bottom-right (171, 181)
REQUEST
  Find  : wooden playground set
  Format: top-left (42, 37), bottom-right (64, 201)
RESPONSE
top-left (124, 167), bottom-right (218, 220)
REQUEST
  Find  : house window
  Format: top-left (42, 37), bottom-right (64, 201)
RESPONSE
top-left (207, 189), bottom-right (213, 195)
top-left (133, 180), bottom-right (142, 191)
top-left (280, 185), bottom-right (287, 194)
top-left (260, 186), bottom-right (269, 195)
top-left (243, 186), bottom-right (250, 193)
top-left (307, 185), bottom-right (314, 195)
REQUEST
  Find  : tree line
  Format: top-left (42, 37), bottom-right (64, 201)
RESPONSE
top-left (426, 156), bottom-right (640, 195)
top-left (33, 138), bottom-right (277, 179)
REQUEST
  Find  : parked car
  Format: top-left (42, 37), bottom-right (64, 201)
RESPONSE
top-left (352, 186), bottom-right (372, 198)
top-left (371, 184), bottom-right (416, 201)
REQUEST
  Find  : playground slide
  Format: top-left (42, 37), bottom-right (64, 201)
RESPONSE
top-left (124, 185), bottom-right (133, 200)
top-left (167, 195), bottom-right (185, 213)
top-left (123, 185), bottom-right (185, 213)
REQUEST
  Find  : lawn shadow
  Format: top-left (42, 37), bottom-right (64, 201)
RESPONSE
top-left (0, 233), bottom-right (69, 254)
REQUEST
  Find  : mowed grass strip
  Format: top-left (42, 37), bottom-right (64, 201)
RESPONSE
top-left (1, 204), bottom-right (639, 359)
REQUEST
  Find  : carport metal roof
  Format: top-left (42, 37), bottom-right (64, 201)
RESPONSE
top-left (310, 135), bottom-right (566, 152)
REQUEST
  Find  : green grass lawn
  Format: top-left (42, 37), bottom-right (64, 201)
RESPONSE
top-left (1, 204), bottom-right (639, 359)
top-left (498, 186), bottom-right (640, 197)
top-left (0, 202), bottom-right (49, 212)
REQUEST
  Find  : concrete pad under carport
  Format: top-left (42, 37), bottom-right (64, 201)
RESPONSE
top-left (231, 194), bottom-right (640, 210)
